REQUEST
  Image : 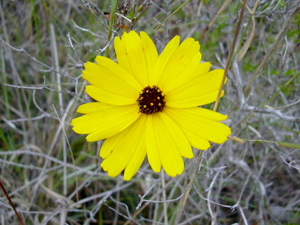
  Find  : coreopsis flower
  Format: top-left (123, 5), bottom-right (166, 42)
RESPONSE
top-left (72, 31), bottom-right (231, 180)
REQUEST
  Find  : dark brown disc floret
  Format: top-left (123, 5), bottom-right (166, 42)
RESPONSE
top-left (137, 86), bottom-right (166, 114)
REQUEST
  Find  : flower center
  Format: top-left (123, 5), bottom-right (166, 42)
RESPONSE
top-left (137, 85), bottom-right (165, 114)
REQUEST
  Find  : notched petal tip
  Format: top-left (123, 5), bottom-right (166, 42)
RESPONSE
top-left (213, 68), bottom-right (225, 73)
top-left (72, 126), bottom-right (88, 135)
top-left (108, 170), bottom-right (121, 178)
top-left (101, 161), bottom-right (122, 178)
top-left (200, 143), bottom-right (211, 151)
top-left (173, 35), bottom-right (181, 41)
top-left (221, 114), bottom-right (229, 121)
top-left (122, 173), bottom-right (130, 181)
top-left (94, 55), bottom-right (104, 64)
top-left (71, 125), bottom-right (79, 133)
top-left (128, 30), bottom-right (138, 35)
top-left (70, 116), bottom-right (85, 127)
top-left (184, 148), bottom-right (194, 159)
top-left (150, 163), bottom-right (162, 173)
top-left (205, 62), bottom-right (212, 69)
top-left (83, 61), bottom-right (93, 69)
top-left (86, 134), bottom-right (97, 142)
top-left (124, 177), bottom-right (132, 181)
top-left (76, 104), bottom-right (92, 114)
top-left (70, 118), bottom-right (76, 126)
top-left (121, 31), bottom-right (129, 39)
top-left (84, 61), bottom-right (97, 70)
top-left (164, 167), bottom-right (184, 178)
top-left (101, 164), bottom-right (108, 172)
top-left (114, 36), bottom-right (121, 42)
top-left (225, 125), bottom-right (232, 137)
top-left (122, 30), bottom-right (138, 40)
top-left (172, 36), bottom-right (181, 47)
top-left (146, 149), bottom-right (161, 173)
top-left (76, 103), bottom-right (100, 114)
top-left (140, 31), bottom-right (148, 37)
top-left (212, 124), bottom-right (232, 144)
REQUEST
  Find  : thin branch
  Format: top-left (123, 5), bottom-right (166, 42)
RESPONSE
top-left (198, 0), bottom-right (233, 40)
top-left (244, 6), bottom-right (300, 95)
top-left (213, 0), bottom-right (248, 112)
top-left (0, 179), bottom-right (25, 225)
top-left (72, 20), bottom-right (105, 38)
top-left (243, 105), bottom-right (300, 122)
top-left (150, 0), bottom-right (192, 36)
top-left (0, 37), bottom-right (75, 80)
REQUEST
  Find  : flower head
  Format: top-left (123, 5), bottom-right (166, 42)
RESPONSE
top-left (72, 31), bottom-right (231, 180)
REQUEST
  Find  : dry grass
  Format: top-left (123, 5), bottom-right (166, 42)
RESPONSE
top-left (0, 0), bottom-right (299, 224)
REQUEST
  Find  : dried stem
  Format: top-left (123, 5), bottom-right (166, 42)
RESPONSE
top-left (213, 0), bottom-right (248, 112)
top-left (244, 5), bottom-right (300, 95)
top-left (0, 179), bottom-right (25, 225)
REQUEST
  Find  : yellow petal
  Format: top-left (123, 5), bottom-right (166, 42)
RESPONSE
top-left (145, 115), bottom-right (161, 172)
top-left (124, 123), bottom-right (147, 180)
top-left (166, 69), bottom-right (225, 108)
top-left (83, 61), bottom-right (139, 101)
top-left (152, 113), bottom-right (185, 177)
top-left (72, 103), bottom-right (140, 141)
top-left (85, 85), bottom-right (137, 105)
top-left (100, 130), bottom-right (126, 159)
top-left (179, 128), bottom-right (211, 150)
top-left (140, 31), bottom-right (159, 81)
top-left (191, 51), bottom-right (202, 65)
top-left (158, 113), bottom-right (193, 158)
top-left (101, 115), bottom-right (147, 178)
top-left (164, 107), bottom-right (231, 146)
top-left (124, 143), bottom-right (146, 181)
top-left (166, 90), bottom-right (225, 109)
top-left (150, 36), bottom-right (181, 85)
top-left (95, 56), bottom-right (142, 91)
top-left (158, 37), bottom-right (201, 89)
top-left (114, 36), bottom-right (131, 72)
top-left (163, 62), bottom-right (211, 94)
top-left (190, 107), bottom-right (228, 121)
top-left (77, 102), bottom-right (115, 114)
top-left (114, 31), bottom-right (149, 87)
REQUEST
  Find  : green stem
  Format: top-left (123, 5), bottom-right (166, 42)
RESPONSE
top-left (106, 0), bottom-right (119, 57)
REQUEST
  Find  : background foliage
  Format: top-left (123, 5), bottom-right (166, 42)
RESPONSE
top-left (0, 0), bottom-right (299, 224)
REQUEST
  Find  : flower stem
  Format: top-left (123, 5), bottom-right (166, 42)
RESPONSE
top-left (0, 179), bottom-right (25, 225)
top-left (106, 0), bottom-right (119, 57)
top-left (213, 0), bottom-right (248, 112)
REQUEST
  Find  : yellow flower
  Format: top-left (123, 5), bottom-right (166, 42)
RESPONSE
top-left (72, 31), bottom-right (231, 181)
